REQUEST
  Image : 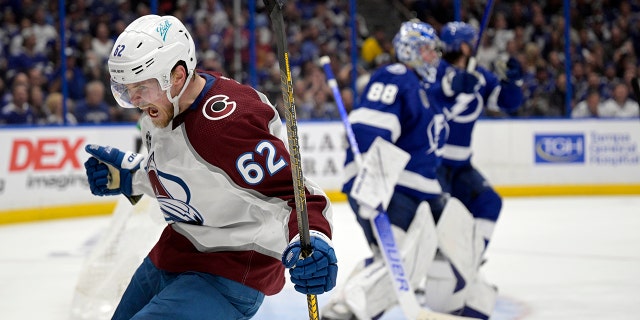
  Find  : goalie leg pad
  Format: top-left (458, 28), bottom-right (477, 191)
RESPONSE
top-left (400, 201), bottom-right (438, 286)
top-left (436, 197), bottom-right (477, 283)
top-left (425, 198), bottom-right (498, 317)
top-left (426, 197), bottom-right (485, 314)
top-left (422, 253), bottom-right (466, 313)
top-left (321, 257), bottom-right (370, 319)
top-left (459, 271), bottom-right (498, 320)
top-left (322, 202), bottom-right (438, 319)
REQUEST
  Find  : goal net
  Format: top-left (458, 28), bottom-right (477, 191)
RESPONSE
top-left (69, 194), bottom-right (165, 320)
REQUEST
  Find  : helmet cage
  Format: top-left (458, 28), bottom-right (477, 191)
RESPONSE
top-left (393, 21), bottom-right (441, 82)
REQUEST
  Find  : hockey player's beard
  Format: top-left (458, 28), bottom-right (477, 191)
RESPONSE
top-left (143, 104), bottom-right (174, 128)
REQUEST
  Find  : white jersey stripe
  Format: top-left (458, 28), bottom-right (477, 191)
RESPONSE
top-left (397, 170), bottom-right (442, 194)
top-left (349, 108), bottom-right (402, 142)
top-left (442, 143), bottom-right (473, 161)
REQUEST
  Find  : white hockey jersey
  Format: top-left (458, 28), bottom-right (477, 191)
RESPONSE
top-left (131, 71), bottom-right (333, 295)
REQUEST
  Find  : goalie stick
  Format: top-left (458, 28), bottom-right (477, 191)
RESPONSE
top-left (320, 56), bottom-right (478, 320)
top-left (264, 0), bottom-right (318, 319)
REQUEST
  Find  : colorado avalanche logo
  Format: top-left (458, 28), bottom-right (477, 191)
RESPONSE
top-left (145, 152), bottom-right (204, 224)
top-left (202, 95), bottom-right (236, 120)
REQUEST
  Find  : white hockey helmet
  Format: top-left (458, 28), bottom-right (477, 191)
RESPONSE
top-left (108, 15), bottom-right (196, 110)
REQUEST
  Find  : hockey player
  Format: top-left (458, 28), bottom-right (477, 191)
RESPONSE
top-left (421, 21), bottom-right (524, 319)
top-left (321, 21), bottom-right (448, 319)
top-left (83, 15), bottom-right (337, 319)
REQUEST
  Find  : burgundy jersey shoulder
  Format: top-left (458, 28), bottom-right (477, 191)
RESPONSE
top-left (181, 73), bottom-right (288, 188)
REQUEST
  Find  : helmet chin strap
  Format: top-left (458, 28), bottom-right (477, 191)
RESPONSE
top-left (166, 69), bottom-right (194, 119)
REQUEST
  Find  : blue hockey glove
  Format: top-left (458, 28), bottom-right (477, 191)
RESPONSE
top-left (451, 71), bottom-right (479, 94)
top-left (84, 157), bottom-right (119, 196)
top-left (282, 231), bottom-right (338, 295)
top-left (84, 144), bottom-right (144, 197)
top-left (505, 57), bottom-right (523, 83)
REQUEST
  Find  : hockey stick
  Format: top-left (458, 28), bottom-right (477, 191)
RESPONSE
top-left (264, 1), bottom-right (318, 319)
top-left (320, 56), bottom-right (478, 320)
top-left (467, 0), bottom-right (495, 72)
top-left (473, 0), bottom-right (495, 54)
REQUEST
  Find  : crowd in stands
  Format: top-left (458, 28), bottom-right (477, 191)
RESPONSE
top-left (1, 0), bottom-right (639, 126)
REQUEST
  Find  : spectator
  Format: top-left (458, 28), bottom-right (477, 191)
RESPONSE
top-left (91, 22), bottom-right (115, 63)
top-left (360, 25), bottom-right (390, 68)
top-left (6, 28), bottom-right (49, 80)
top-left (9, 72), bottom-right (30, 89)
top-left (296, 0), bottom-right (318, 20)
top-left (492, 12), bottom-right (515, 54)
top-left (193, 0), bottom-right (228, 34)
top-left (298, 21), bottom-right (322, 63)
top-left (26, 67), bottom-right (48, 92)
top-left (29, 85), bottom-right (49, 124)
top-left (527, 5), bottom-right (549, 50)
top-left (309, 90), bottom-right (339, 120)
top-left (519, 65), bottom-right (555, 117)
top-left (44, 92), bottom-right (77, 125)
top-left (74, 80), bottom-right (112, 124)
top-left (0, 0), bottom-right (639, 121)
top-left (600, 82), bottom-right (640, 118)
top-left (1, 83), bottom-right (35, 125)
top-left (49, 48), bottom-right (88, 102)
top-left (581, 71), bottom-right (609, 101)
top-left (476, 30), bottom-right (499, 69)
top-left (572, 90), bottom-right (604, 118)
top-left (30, 5), bottom-right (57, 54)
top-left (546, 72), bottom-right (571, 117)
top-left (339, 87), bottom-right (354, 114)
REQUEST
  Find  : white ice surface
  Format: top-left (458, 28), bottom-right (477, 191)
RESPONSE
top-left (1, 196), bottom-right (639, 319)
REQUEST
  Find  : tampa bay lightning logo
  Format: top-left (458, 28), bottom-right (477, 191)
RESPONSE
top-left (145, 152), bottom-right (203, 224)
top-left (202, 95), bottom-right (236, 120)
top-left (426, 114), bottom-right (448, 156)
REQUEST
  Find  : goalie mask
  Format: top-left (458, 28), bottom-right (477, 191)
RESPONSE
top-left (108, 15), bottom-right (197, 117)
top-left (392, 20), bottom-right (441, 83)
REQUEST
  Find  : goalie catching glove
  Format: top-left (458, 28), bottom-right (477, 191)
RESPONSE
top-left (282, 230), bottom-right (338, 295)
top-left (84, 144), bottom-right (144, 197)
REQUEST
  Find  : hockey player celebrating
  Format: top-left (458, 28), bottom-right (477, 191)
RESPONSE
top-left (420, 21), bottom-right (525, 319)
top-left (83, 15), bottom-right (337, 319)
top-left (321, 20), bottom-right (448, 319)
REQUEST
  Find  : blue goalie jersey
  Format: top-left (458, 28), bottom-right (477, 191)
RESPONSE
top-left (429, 61), bottom-right (523, 167)
top-left (342, 63), bottom-right (447, 201)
